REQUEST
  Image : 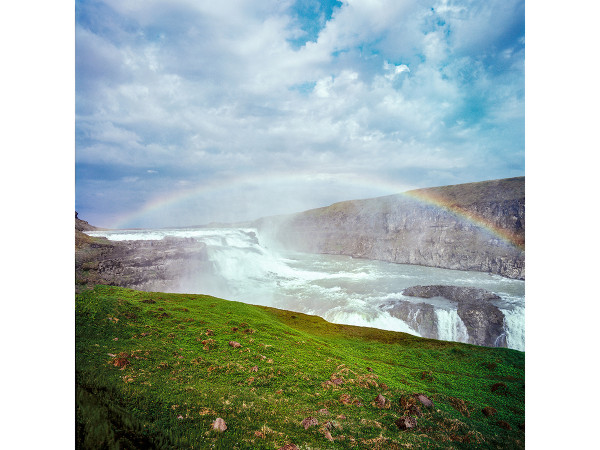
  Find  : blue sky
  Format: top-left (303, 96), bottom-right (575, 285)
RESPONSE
top-left (75, 0), bottom-right (525, 228)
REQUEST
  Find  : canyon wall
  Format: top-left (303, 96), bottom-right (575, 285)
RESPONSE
top-left (75, 217), bottom-right (211, 293)
top-left (257, 177), bottom-right (524, 279)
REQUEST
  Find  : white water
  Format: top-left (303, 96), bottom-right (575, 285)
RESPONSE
top-left (435, 309), bottom-right (470, 343)
top-left (86, 227), bottom-right (525, 351)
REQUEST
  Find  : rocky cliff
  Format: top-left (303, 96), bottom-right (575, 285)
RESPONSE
top-left (75, 215), bottom-right (210, 293)
top-left (387, 285), bottom-right (507, 347)
top-left (257, 177), bottom-right (524, 279)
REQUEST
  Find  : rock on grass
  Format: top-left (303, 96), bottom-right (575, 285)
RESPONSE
top-left (396, 416), bottom-right (417, 430)
top-left (212, 417), bottom-right (227, 432)
top-left (374, 394), bottom-right (389, 408)
top-left (414, 393), bottom-right (434, 408)
top-left (482, 406), bottom-right (497, 417)
top-left (301, 417), bottom-right (318, 430)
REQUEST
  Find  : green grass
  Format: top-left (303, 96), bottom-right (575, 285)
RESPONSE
top-left (76, 285), bottom-right (525, 449)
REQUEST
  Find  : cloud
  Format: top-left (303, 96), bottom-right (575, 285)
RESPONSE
top-left (383, 61), bottom-right (410, 81)
top-left (75, 0), bottom-right (524, 228)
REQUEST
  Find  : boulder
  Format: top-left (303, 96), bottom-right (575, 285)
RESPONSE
top-left (414, 394), bottom-right (434, 408)
top-left (301, 417), bottom-right (318, 430)
top-left (374, 394), bottom-right (389, 409)
top-left (395, 416), bottom-right (417, 430)
top-left (212, 417), bottom-right (227, 432)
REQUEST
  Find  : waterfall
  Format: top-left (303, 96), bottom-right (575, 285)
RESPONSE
top-left (500, 306), bottom-right (525, 351)
top-left (84, 227), bottom-right (525, 350)
top-left (435, 309), bottom-right (469, 343)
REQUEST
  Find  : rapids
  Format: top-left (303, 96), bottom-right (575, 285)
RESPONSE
top-left (86, 227), bottom-right (525, 351)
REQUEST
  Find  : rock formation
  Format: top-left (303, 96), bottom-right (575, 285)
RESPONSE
top-left (256, 177), bottom-right (524, 279)
top-left (381, 301), bottom-right (438, 338)
top-left (389, 285), bottom-right (507, 347)
top-left (75, 218), bottom-right (210, 293)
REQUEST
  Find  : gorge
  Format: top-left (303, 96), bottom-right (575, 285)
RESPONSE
top-left (76, 177), bottom-right (525, 350)
top-left (256, 177), bottom-right (524, 280)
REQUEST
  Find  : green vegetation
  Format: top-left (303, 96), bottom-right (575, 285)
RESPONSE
top-left (76, 285), bottom-right (524, 449)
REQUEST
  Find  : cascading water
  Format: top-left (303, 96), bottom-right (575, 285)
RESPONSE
top-left (86, 227), bottom-right (525, 350)
top-left (499, 306), bottom-right (525, 351)
top-left (435, 309), bottom-right (470, 343)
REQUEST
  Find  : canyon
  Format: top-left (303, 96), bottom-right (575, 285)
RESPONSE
top-left (256, 177), bottom-right (524, 279)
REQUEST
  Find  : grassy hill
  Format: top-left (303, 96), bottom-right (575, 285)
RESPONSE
top-left (76, 285), bottom-right (525, 449)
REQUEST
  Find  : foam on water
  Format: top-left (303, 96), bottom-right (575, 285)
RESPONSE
top-left (435, 309), bottom-right (469, 343)
top-left (324, 309), bottom-right (419, 336)
top-left (84, 227), bottom-right (525, 350)
top-left (500, 306), bottom-right (525, 351)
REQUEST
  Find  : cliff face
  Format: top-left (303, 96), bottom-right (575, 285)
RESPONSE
top-left (75, 226), bottom-right (210, 293)
top-left (258, 177), bottom-right (524, 279)
top-left (395, 285), bottom-right (507, 347)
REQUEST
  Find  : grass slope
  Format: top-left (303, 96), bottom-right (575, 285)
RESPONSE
top-left (76, 286), bottom-right (524, 449)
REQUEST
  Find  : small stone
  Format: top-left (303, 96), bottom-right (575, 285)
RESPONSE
top-left (212, 417), bottom-right (227, 432)
top-left (301, 417), bottom-right (319, 430)
top-left (395, 416), bottom-right (417, 430)
top-left (228, 341), bottom-right (241, 348)
top-left (374, 394), bottom-right (387, 408)
top-left (318, 408), bottom-right (330, 415)
top-left (277, 444), bottom-right (299, 450)
top-left (112, 357), bottom-right (130, 368)
top-left (323, 429), bottom-right (334, 441)
top-left (414, 394), bottom-right (434, 408)
top-left (482, 406), bottom-right (497, 417)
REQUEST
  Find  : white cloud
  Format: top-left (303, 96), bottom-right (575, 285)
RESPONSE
top-left (383, 61), bottom-right (410, 80)
top-left (76, 0), bottom-right (524, 226)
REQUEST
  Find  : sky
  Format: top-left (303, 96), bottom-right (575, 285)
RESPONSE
top-left (75, 0), bottom-right (525, 228)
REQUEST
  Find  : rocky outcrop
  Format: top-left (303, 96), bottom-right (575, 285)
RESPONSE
top-left (401, 285), bottom-right (501, 302)
top-left (75, 224), bottom-right (210, 293)
top-left (395, 285), bottom-right (506, 347)
top-left (257, 177), bottom-right (524, 279)
top-left (382, 301), bottom-right (438, 338)
top-left (75, 212), bottom-right (99, 232)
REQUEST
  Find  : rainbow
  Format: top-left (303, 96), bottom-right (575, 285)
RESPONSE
top-left (110, 171), bottom-right (413, 229)
top-left (111, 173), bottom-right (524, 251)
top-left (405, 189), bottom-right (524, 250)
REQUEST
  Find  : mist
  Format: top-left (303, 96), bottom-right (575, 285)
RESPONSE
top-left (86, 226), bottom-right (525, 351)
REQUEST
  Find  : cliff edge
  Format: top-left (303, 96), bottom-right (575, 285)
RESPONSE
top-left (75, 213), bottom-right (210, 293)
top-left (257, 177), bottom-right (525, 279)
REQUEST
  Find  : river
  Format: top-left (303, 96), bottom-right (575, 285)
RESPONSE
top-left (86, 227), bottom-right (525, 351)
